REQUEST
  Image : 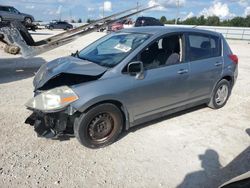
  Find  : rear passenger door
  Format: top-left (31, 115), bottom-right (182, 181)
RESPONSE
top-left (0, 7), bottom-right (12, 20)
top-left (6, 7), bottom-right (21, 21)
top-left (186, 32), bottom-right (223, 101)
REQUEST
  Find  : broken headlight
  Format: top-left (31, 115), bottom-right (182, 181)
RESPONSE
top-left (25, 86), bottom-right (78, 111)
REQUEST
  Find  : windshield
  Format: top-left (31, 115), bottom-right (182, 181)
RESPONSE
top-left (78, 32), bottom-right (150, 68)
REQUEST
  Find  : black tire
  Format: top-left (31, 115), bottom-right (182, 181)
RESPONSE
top-left (74, 103), bottom-right (124, 148)
top-left (24, 17), bottom-right (32, 24)
top-left (49, 26), bottom-right (54, 30)
top-left (208, 79), bottom-right (231, 109)
top-left (0, 16), bottom-right (3, 22)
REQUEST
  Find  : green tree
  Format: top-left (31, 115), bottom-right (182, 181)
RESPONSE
top-left (230, 17), bottom-right (245, 27)
top-left (160, 16), bottom-right (167, 24)
top-left (78, 18), bottom-right (82, 23)
top-left (165, 19), bottom-right (175, 24)
top-left (182, 17), bottom-right (198, 25)
top-left (87, 18), bottom-right (95, 23)
top-left (206, 16), bottom-right (220, 26)
top-left (197, 16), bottom-right (206, 25)
top-left (221, 19), bottom-right (230, 26)
top-left (245, 15), bottom-right (250, 27)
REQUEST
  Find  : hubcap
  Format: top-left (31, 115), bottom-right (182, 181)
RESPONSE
top-left (88, 113), bottom-right (114, 141)
top-left (215, 85), bottom-right (229, 105)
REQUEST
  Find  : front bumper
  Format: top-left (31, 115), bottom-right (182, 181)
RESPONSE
top-left (25, 110), bottom-right (75, 138)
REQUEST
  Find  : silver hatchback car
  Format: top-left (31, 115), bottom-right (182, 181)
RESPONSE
top-left (25, 26), bottom-right (238, 148)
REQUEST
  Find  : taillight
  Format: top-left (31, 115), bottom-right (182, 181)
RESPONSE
top-left (229, 54), bottom-right (238, 64)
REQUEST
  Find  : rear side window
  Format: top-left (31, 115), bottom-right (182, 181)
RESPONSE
top-left (187, 33), bottom-right (221, 61)
top-left (0, 7), bottom-right (10, 12)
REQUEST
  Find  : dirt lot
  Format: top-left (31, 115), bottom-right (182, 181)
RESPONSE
top-left (0, 30), bottom-right (249, 188)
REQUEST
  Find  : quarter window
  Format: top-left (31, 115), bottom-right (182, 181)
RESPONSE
top-left (188, 34), bottom-right (221, 61)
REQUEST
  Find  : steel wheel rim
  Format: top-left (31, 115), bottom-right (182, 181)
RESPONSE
top-left (88, 113), bottom-right (114, 142)
top-left (25, 18), bottom-right (32, 24)
top-left (215, 84), bottom-right (229, 105)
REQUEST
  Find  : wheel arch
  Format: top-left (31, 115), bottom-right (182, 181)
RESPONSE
top-left (210, 74), bottom-right (234, 99)
top-left (79, 99), bottom-right (130, 131)
top-left (221, 75), bottom-right (233, 87)
top-left (24, 16), bottom-right (32, 21)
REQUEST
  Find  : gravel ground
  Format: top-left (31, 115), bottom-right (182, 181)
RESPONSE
top-left (0, 30), bottom-right (249, 188)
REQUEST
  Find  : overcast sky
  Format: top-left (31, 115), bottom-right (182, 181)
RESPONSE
top-left (1, 0), bottom-right (250, 21)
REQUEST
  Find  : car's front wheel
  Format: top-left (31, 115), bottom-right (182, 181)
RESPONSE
top-left (208, 79), bottom-right (231, 109)
top-left (24, 17), bottom-right (32, 24)
top-left (0, 16), bottom-right (3, 22)
top-left (74, 103), bottom-right (124, 148)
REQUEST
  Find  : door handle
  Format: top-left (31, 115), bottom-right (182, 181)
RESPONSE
top-left (215, 62), bottom-right (223, 66)
top-left (177, 69), bottom-right (189, 74)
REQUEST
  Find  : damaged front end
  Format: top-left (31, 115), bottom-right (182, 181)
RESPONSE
top-left (25, 56), bottom-right (107, 138)
top-left (25, 110), bottom-right (76, 138)
top-left (25, 85), bottom-right (79, 138)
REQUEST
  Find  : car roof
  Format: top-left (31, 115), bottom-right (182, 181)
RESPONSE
top-left (0, 5), bottom-right (12, 7)
top-left (121, 26), bottom-right (221, 37)
top-left (137, 17), bottom-right (157, 19)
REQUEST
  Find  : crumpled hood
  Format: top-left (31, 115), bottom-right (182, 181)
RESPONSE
top-left (33, 56), bottom-right (107, 90)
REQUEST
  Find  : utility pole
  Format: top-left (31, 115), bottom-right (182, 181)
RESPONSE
top-left (175, 0), bottom-right (180, 25)
top-left (69, 9), bottom-right (72, 22)
top-left (103, 0), bottom-right (105, 18)
top-left (136, 2), bottom-right (139, 18)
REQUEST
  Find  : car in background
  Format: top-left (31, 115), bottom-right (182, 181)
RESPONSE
top-left (108, 19), bottom-right (133, 32)
top-left (0, 5), bottom-right (34, 24)
top-left (108, 21), bottom-right (124, 32)
top-left (45, 21), bottom-right (73, 30)
top-left (134, 16), bottom-right (163, 27)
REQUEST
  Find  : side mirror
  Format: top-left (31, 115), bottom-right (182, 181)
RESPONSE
top-left (127, 61), bottom-right (144, 80)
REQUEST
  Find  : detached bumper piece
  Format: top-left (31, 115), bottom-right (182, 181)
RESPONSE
top-left (25, 111), bottom-right (72, 138)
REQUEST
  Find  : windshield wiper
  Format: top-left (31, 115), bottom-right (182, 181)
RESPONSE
top-left (71, 50), bottom-right (79, 58)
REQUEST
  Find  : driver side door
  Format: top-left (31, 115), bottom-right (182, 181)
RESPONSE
top-left (128, 33), bottom-right (190, 123)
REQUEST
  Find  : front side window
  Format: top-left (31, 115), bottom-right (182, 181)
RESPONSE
top-left (188, 33), bottom-right (221, 61)
top-left (138, 34), bottom-right (183, 70)
top-left (78, 33), bottom-right (150, 68)
top-left (8, 7), bottom-right (18, 13)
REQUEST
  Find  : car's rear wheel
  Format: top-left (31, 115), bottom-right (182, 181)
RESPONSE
top-left (74, 103), bottom-right (124, 148)
top-left (65, 26), bottom-right (70, 30)
top-left (208, 79), bottom-right (231, 109)
top-left (49, 26), bottom-right (54, 30)
top-left (24, 17), bottom-right (32, 24)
